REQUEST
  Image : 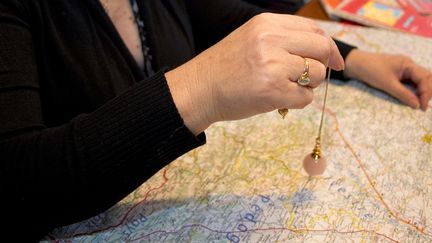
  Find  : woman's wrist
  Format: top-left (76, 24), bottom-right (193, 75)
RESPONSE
top-left (165, 60), bottom-right (214, 136)
top-left (343, 49), bottom-right (365, 81)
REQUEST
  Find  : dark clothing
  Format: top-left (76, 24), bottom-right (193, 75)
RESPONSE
top-left (0, 0), bottom-right (354, 241)
top-left (245, 0), bottom-right (305, 14)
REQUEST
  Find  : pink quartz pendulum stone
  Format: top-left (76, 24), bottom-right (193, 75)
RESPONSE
top-left (303, 139), bottom-right (327, 176)
top-left (302, 67), bottom-right (332, 176)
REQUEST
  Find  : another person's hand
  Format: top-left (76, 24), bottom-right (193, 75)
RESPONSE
top-left (166, 13), bottom-right (344, 134)
top-left (344, 49), bottom-right (432, 111)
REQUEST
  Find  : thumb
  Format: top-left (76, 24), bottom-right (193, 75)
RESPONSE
top-left (387, 79), bottom-right (420, 109)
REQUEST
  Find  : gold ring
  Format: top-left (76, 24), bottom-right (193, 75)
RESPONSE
top-left (297, 58), bottom-right (311, 86)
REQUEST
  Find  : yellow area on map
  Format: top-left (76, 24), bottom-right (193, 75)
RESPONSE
top-left (359, 1), bottom-right (403, 26)
top-left (423, 133), bottom-right (432, 144)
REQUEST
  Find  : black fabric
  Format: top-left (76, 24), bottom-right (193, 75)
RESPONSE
top-left (0, 0), bottom-right (208, 241)
top-left (244, 0), bottom-right (305, 14)
top-left (0, 0), bottom-right (354, 241)
top-left (129, 0), bottom-right (154, 76)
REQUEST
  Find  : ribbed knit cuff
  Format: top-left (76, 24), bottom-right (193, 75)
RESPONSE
top-left (331, 39), bottom-right (357, 81)
top-left (76, 70), bottom-right (205, 177)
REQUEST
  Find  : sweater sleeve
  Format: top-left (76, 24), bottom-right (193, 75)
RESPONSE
top-left (0, 2), bottom-right (204, 240)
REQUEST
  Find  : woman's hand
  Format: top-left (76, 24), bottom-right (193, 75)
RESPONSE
top-left (166, 13), bottom-right (344, 134)
top-left (344, 49), bottom-right (432, 111)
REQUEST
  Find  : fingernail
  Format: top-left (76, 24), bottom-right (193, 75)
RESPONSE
top-left (332, 54), bottom-right (344, 71)
top-left (338, 55), bottom-right (345, 70)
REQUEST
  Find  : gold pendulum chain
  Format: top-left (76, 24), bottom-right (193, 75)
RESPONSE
top-left (311, 67), bottom-right (331, 160)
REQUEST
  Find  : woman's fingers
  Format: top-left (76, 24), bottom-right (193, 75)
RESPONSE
top-left (285, 55), bottom-right (327, 88)
top-left (255, 14), bottom-right (344, 70)
top-left (417, 74), bottom-right (432, 111)
top-left (277, 83), bottom-right (315, 109)
top-left (400, 58), bottom-right (432, 110)
top-left (386, 78), bottom-right (420, 109)
top-left (264, 30), bottom-right (343, 71)
top-left (274, 56), bottom-right (325, 109)
top-left (254, 51), bottom-right (325, 108)
top-left (250, 48), bottom-right (326, 93)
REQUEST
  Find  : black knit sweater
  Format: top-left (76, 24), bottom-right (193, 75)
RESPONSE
top-left (0, 0), bottom-right (354, 241)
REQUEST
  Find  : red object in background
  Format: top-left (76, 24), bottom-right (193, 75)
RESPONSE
top-left (400, 0), bottom-right (432, 15)
top-left (320, 0), bottom-right (432, 38)
top-left (338, 0), bottom-right (432, 38)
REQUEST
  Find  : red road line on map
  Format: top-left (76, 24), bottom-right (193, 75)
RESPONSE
top-left (128, 224), bottom-right (398, 243)
top-left (326, 108), bottom-right (431, 237)
top-left (68, 168), bottom-right (171, 238)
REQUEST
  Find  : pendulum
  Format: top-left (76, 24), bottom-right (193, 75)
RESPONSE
top-left (302, 67), bottom-right (331, 176)
top-left (277, 65), bottom-right (332, 176)
top-left (303, 137), bottom-right (327, 176)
